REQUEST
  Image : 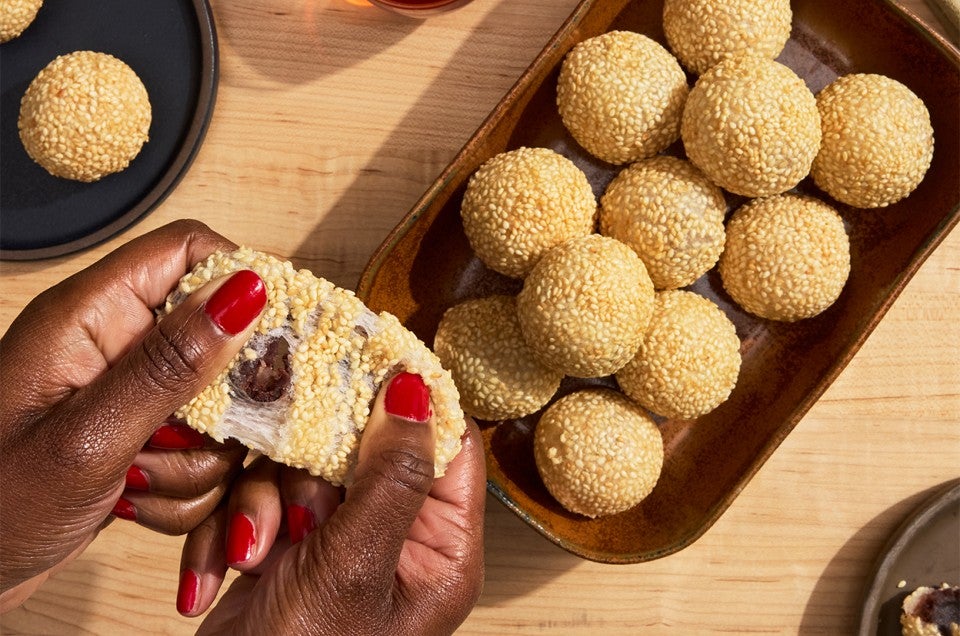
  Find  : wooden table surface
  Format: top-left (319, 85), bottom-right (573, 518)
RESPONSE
top-left (1, 0), bottom-right (957, 633)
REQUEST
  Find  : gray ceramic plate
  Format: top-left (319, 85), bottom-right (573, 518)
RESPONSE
top-left (859, 479), bottom-right (960, 636)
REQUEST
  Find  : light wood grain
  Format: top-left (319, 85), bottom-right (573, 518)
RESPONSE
top-left (1, 0), bottom-right (957, 634)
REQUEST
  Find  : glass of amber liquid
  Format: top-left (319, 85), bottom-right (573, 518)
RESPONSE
top-left (367, 0), bottom-right (474, 17)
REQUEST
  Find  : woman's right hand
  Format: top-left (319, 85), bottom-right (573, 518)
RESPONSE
top-left (179, 372), bottom-right (487, 635)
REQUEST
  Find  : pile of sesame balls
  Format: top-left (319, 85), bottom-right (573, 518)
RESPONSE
top-left (436, 0), bottom-right (934, 519)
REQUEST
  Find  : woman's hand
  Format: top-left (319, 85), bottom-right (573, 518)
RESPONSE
top-left (0, 220), bottom-right (265, 611)
top-left (179, 372), bottom-right (487, 635)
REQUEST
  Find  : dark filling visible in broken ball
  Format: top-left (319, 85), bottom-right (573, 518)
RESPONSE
top-left (233, 336), bottom-right (292, 402)
top-left (915, 587), bottom-right (960, 636)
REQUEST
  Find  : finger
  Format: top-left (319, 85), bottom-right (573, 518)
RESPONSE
top-left (320, 372), bottom-right (436, 587)
top-left (279, 466), bottom-right (342, 544)
top-left (38, 268), bottom-right (266, 496)
top-left (225, 456), bottom-right (282, 571)
top-left (112, 481), bottom-right (231, 535)
top-left (128, 439), bottom-right (247, 498)
top-left (178, 504), bottom-right (229, 617)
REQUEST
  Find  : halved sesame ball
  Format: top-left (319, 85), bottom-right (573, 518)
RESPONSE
top-left (719, 194), bottom-right (850, 322)
top-left (600, 155), bottom-right (726, 290)
top-left (1, 0), bottom-right (43, 42)
top-left (681, 55), bottom-right (821, 197)
top-left (534, 388), bottom-right (664, 518)
top-left (18, 51), bottom-right (151, 182)
top-left (162, 248), bottom-right (466, 486)
top-left (812, 73), bottom-right (934, 208)
top-left (557, 30), bottom-right (689, 165)
top-left (663, 0), bottom-right (791, 75)
top-left (616, 290), bottom-right (741, 419)
top-left (460, 147), bottom-right (596, 279)
top-left (517, 234), bottom-right (655, 378)
top-left (434, 295), bottom-right (562, 421)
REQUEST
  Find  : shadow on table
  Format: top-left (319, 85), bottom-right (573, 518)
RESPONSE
top-left (215, 0), bottom-right (419, 86)
top-left (0, 560), bottom-right (103, 635)
top-left (798, 483), bottom-right (948, 635)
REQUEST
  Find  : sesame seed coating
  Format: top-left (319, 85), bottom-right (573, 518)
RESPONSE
top-left (460, 147), bottom-right (597, 279)
top-left (719, 194), bottom-right (850, 322)
top-left (681, 55), bottom-right (821, 197)
top-left (663, 0), bottom-right (791, 75)
top-left (812, 74), bottom-right (934, 208)
top-left (616, 290), bottom-right (741, 419)
top-left (516, 234), bottom-right (655, 378)
top-left (534, 388), bottom-right (664, 518)
top-left (1, 0), bottom-right (42, 42)
top-left (434, 295), bottom-right (562, 421)
top-left (18, 51), bottom-right (151, 182)
top-left (557, 30), bottom-right (689, 165)
top-left (600, 155), bottom-right (727, 290)
top-left (161, 248), bottom-right (465, 486)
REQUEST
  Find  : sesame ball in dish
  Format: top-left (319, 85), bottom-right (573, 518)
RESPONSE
top-left (18, 51), bottom-right (151, 182)
top-left (460, 147), bottom-right (596, 279)
top-left (616, 290), bottom-right (741, 420)
top-left (719, 194), bottom-right (851, 322)
top-left (812, 73), bottom-right (934, 208)
top-left (534, 388), bottom-right (663, 518)
top-left (600, 155), bottom-right (727, 290)
top-left (1, 0), bottom-right (42, 42)
top-left (434, 295), bottom-right (562, 421)
top-left (900, 584), bottom-right (959, 636)
top-left (681, 55), bottom-right (821, 198)
top-left (662, 0), bottom-right (791, 75)
top-left (516, 234), bottom-right (655, 378)
top-left (161, 248), bottom-right (465, 487)
top-left (557, 30), bottom-right (689, 165)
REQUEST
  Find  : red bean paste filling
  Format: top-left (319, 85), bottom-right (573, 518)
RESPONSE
top-left (914, 587), bottom-right (960, 636)
top-left (232, 336), bottom-right (291, 402)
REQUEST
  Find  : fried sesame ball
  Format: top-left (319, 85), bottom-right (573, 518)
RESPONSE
top-left (434, 295), bottom-right (562, 421)
top-left (534, 388), bottom-right (664, 518)
top-left (557, 30), bottom-right (689, 165)
top-left (600, 156), bottom-right (727, 290)
top-left (18, 51), bottom-right (151, 182)
top-left (616, 290), bottom-right (741, 419)
top-left (163, 248), bottom-right (466, 486)
top-left (662, 0), bottom-right (791, 75)
top-left (0, 0), bottom-right (42, 42)
top-left (681, 55), bottom-right (821, 197)
top-left (719, 194), bottom-right (850, 322)
top-left (812, 74), bottom-right (934, 208)
top-left (460, 147), bottom-right (596, 279)
top-left (516, 234), bottom-right (655, 378)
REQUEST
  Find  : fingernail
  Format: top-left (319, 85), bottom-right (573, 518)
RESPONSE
top-left (204, 269), bottom-right (267, 335)
top-left (148, 423), bottom-right (206, 449)
top-left (125, 465), bottom-right (150, 491)
top-left (176, 569), bottom-right (200, 615)
top-left (112, 498), bottom-right (137, 521)
top-left (286, 505), bottom-right (316, 544)
top-left (226, 512), bottom-right (256, 565)
top-left (384, 372), bottom-right (431, 422)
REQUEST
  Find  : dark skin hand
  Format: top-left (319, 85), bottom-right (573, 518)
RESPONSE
top-left (177, 375), bottom-right (487, 635)
top-left (0, 220), bottom-right (262, 610)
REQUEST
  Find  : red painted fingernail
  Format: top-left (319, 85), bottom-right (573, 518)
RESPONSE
top-left (385, 372), bottom-right (431, 422)
top-left (204, 269), bottom-right (267, 335)
top-left (125, 465), bottom-right (149, 491)
top-left (148, 424), bottom-right (206, 449)
top-left (176, 569), bottom-right (200, 615)
top-left (226, 512), bottom-right (256, 565)
top-left (112, 498), bottom-right (137, 521)
top-left (286, 505), bottom-right (316, 544)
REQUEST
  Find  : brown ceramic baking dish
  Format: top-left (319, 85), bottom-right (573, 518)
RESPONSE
top-left (356, 0), bottom-right (960, 563)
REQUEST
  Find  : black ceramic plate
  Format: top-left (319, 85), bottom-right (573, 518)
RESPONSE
top-left (0, 0), bottom-right (218, 260)
top-left (859, 479), bottom-right (960, 635)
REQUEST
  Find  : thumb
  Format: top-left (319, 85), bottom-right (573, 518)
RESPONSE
top-left (49, 269), bottom-right (266, 484)
top-left (320, 372), bottom-right (436, 588)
